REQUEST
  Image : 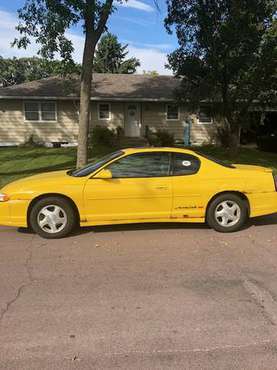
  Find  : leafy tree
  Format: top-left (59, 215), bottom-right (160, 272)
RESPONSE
top-left (165, 0), bottom-right (277, 151)
top-left (13, 0), bottom-right (116, 167)
top-left (0, 56), bottom-right (81, 87)
top-left (94, 33), bottom-right (140, 73)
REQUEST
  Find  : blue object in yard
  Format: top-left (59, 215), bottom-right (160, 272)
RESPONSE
top-left (183, 119), bottom-right (191, 146)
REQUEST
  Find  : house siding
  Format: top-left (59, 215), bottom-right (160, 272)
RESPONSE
top-left (0, 100), bottom-right (25, 144)
top-left (141, 103), bottom-right (217, 145)
top-left (190, 114), bottom-right (217, 145)
top-left (0, 99), bottom-right (217, 146)
top-left (0, 99), bottom-right (79, 145)
top-left (90, 102), bottom-right (125, 130)
top-left (141, 102), bottom-right (186, 140)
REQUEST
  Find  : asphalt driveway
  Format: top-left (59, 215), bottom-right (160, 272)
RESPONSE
top-left (1, 216), bottom-right (277, 369)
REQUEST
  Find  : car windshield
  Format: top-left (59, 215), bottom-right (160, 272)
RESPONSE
top-left (195, 151), bottom-right (235, 169)
top-left (68, 150), bottom-right (124, 177)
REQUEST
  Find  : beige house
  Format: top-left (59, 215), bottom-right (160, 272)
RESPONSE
top-left (0, 73), bottom-right (217, 146)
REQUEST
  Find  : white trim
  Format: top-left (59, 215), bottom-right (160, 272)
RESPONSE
top-left (197, 117), bottom-right (213, 125)
top-left (166, 104), bottom-right (180, 121)
top-left (0, 142), bottom-right (18, 147)
top-left (23, 100), bottom-right (57, 123)
top-left (98, 102), bottom-right (111, 121)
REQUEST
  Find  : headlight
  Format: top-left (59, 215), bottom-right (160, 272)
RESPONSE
top-left (0, 193), bottom-right (10, 202)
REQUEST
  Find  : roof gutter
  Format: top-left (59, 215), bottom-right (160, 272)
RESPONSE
top-left (0, 96), bottom-right (177, 102)
top-left (0, 96), bottom-right (276, 109)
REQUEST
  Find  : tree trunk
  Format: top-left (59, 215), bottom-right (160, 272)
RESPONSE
top-left (76, 30), bottom-right (96, 168)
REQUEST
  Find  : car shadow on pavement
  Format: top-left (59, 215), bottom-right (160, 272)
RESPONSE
top-left (73, 213), bottom-right (277, 235)
top-left (86, 212), bottom-right (277, 233)
top-left (17, 223), bottom-right (209, 237)
top-left (89, 222), bottom-right (210, 234)
top-left (17, 213), bottom-right (277, 237)
top-left (251, 213), bottom-right (277, 226)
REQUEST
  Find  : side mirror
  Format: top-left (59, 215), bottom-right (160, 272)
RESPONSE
top-left (93, 169), bottom-right (112, 179)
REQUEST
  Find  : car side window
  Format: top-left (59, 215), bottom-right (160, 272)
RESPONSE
top-left (172, 153), bottom-right (200, 176)
top-left (106, 152), bottom-right (170, 178)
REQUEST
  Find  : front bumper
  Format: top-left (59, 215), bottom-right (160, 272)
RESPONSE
top-left (0, 199), bottom-right (30, 227)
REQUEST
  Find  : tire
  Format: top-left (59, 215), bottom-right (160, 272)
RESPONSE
top-left (206, 193), bottom-right (248, 233)
top-left (29, 196), bottom-right (77, 239)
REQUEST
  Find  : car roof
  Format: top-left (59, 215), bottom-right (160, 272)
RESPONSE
top-left (123, 147), bottom-right (197, 155)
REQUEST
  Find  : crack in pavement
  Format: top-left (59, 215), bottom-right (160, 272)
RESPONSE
top-left (64, 338), bottom-right (274, 361)
top-left (0, 235), bottom-right (37, 325)
top-left (243, 278), bottom-right (277, 326)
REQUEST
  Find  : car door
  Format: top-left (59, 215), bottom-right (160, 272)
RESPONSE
top-left (83, 152), bottom-right (172, 222)
top-left (170, 152), bottom-right (206, 219)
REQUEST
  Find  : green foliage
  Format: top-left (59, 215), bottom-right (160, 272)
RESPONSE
top-left (0, 56), bottom-right (81, 87)
top-left (20, 134), bottom-right (44, 148)
top-left (13, 0), bottom-right (117, 167)
top-left (13, 1), bottom-right (115, 64)
top-left (94, 33), bottom-right (140, 74)
top-left (147, 130), bottom-right (175, 147)
top-left (257, 135), bottom-right (277, 153)
top-left (165, 0), bottom-right (277, 145)
top-left (90, 126), bottom-right (116, 147)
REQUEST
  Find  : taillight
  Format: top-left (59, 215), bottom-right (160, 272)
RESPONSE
top-left (0, 193), bottom-right (10, 202)
top-left (273, 175), bottom-right (277, 192)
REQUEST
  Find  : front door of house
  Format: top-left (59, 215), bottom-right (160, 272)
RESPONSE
top-left (125, 104), bottom-right (140, 137)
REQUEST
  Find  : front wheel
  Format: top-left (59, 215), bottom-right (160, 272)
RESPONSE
top-left (206, 193), bottom-right (248, 233)
top-left (29, 197), bottom-right (77, 239)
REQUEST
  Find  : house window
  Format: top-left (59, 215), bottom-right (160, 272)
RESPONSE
top-left (198, 106), bottom-right (212, 124)
top-left (24, 102), bottom-right (40, 121)
top-left (98, 103), bottom-right (111, 120)
top-left (24, 101), bottom-right (57, 122)
top-left (166, 104), bottom-right (179, 120)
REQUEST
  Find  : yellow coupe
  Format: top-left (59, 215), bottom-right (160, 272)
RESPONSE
top-left (0, 147), bottom-right (276, 238)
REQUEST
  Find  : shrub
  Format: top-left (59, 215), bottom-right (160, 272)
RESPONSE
top-left (147, 134), bottom-right (160, 147)
top-left (90, 126), bottom-right (116, 147)
top-left (257, 135), bottom-right (277, 153)
top-left (147, 130), bottom-right (175, 147)
top-left (216, 126), bottom-right (232, 147)
top-left (116, 126), bottom-right (124, 138)
top-left (20, 134), bottom-right (44, 148)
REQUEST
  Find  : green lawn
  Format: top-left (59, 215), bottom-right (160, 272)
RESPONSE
top-left (196, 145), bottom-right (277, 174)
top-left (0, 145), bottom-right (277, 189)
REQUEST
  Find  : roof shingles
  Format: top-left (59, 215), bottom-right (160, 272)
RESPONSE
top-left (0, 73), bottom-right (181, 101)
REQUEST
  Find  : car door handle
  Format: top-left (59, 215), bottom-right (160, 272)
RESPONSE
top-left (155, 186), bottom-right (169, 190)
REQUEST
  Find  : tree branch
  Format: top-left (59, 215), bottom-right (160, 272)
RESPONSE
top-left (95, 0), bottom-right (113, 39)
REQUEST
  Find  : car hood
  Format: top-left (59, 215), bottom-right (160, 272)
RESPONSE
top-left (233, 164), bottom-right (273, 173)
top-left (1, 170), bottom-right (73, 194)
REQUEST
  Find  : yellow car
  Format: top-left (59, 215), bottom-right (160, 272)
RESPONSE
top-left (0, 147), bottom-right (276, 238)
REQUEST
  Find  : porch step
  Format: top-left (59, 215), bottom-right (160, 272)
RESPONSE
top-left (118, 136), bottom-right (149, 148)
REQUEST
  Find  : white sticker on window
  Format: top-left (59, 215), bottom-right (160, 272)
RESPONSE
top-left (182, 160), bottom-right (191, 167)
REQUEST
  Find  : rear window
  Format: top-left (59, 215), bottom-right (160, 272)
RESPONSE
top-left (171, 153), bottom-right (200, 175)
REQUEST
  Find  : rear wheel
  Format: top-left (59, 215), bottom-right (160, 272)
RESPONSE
top-left (206, 193), bottom-right (248, 233)
top-left (29, 197), bottom-right (77, 239)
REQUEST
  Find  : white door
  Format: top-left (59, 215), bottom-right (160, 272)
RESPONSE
top-left (125, 104), bottom-right (141, 137)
